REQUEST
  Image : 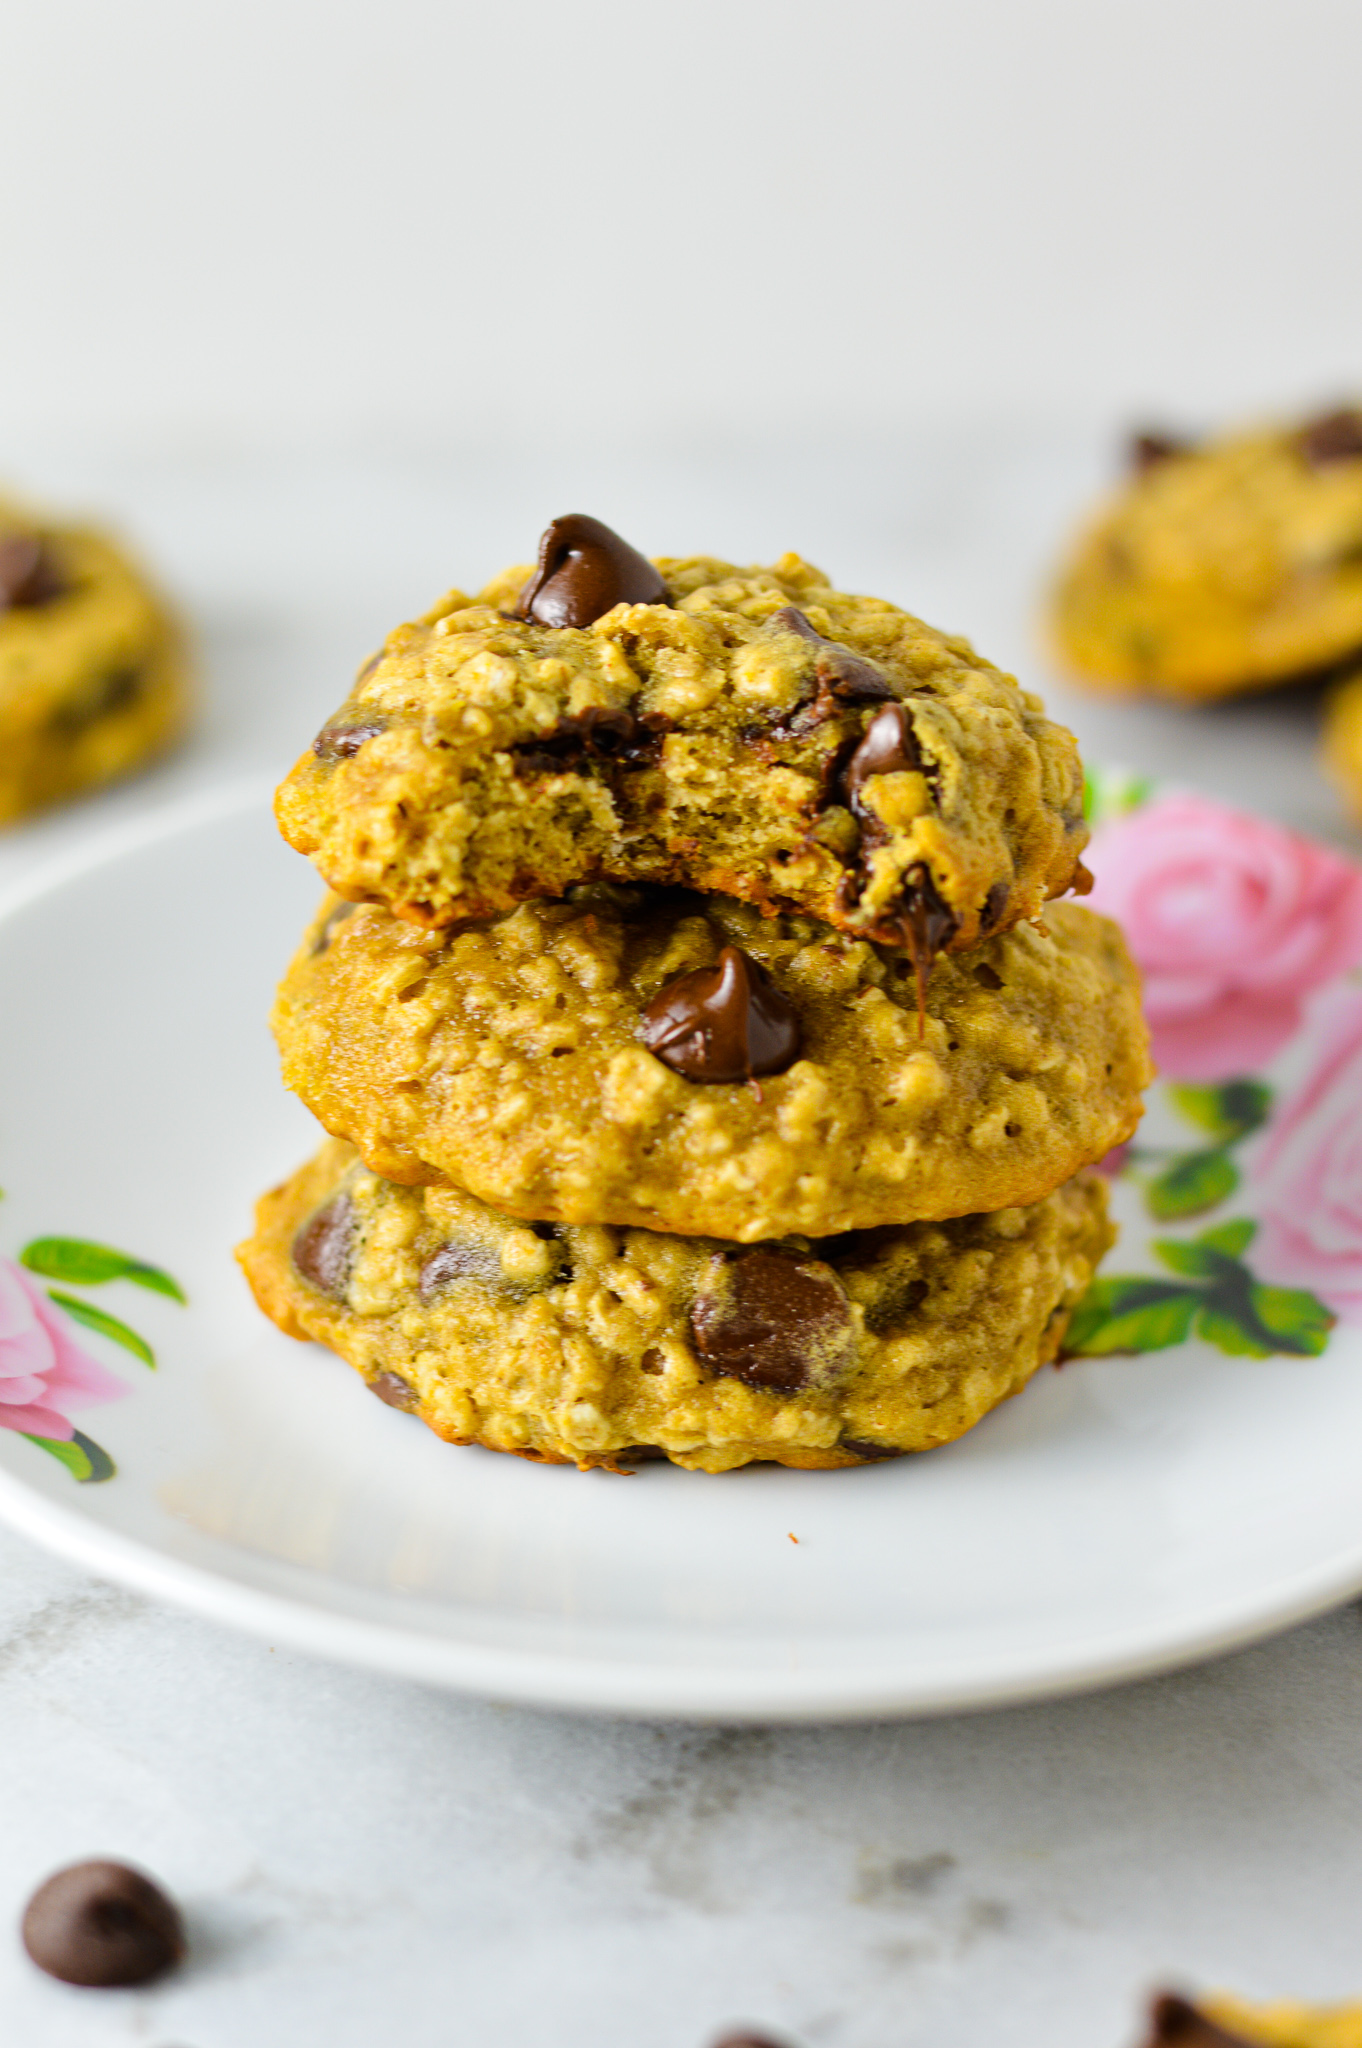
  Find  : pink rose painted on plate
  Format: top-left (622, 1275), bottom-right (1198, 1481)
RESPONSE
top-left (1084, 792), bottom-right (1362, 1082)
top-left (1252, 985), bottom-right (1362, 1317)
top-left (0, 1259), bottom-right (127, 1438)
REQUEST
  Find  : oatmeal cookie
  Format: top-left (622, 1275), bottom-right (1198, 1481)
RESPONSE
top-left (1051, 408), bottom-right (1362, 698)
top-left (237, 1136), bottom-right (1113, 1472)
top-left (1322, 664), bottom-right (1362, 823)
top-left (275, 520), bottom-right (1089, 965)
top-left (273, 887), bottom-right (1150, 1242)
top-left (0, 495), bottom-right (188, 823)
top-left (1143, 1991), bottom-right (1362, 2048)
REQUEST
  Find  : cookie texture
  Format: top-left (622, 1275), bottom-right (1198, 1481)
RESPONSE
top-left (273, 887), bottom-right (1151, 1242)
top-left (1051, 410), bottom-right (1362, 698)
top-left (1323, 665), bottom-right (1362, 823)
top-left (275, 549), bottom-right (1088, 958)
top-left (237, 1137), bottom-right (1114, 1472)
top-left (0, 497), bottom-right (188, 823)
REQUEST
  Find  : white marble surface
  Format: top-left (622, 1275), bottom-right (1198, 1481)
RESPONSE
top-left (2, 434), bottom-right (1361, 2046)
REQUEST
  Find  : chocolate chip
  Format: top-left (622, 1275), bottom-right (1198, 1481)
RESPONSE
top-left (418, 1238), bottom-right (507, 1299)
top-left (1298, 407), bottom-right (1362, 466)
top-left (982, 880), bottom-right (1011, 932)
top-left (291, 1193), bottom-right (355, 1299)
top-left (313, 721), bottom-right (385, 761)
top-left (840, 1438), bottom-right (902, 1461)
top-left (838, 701), bottom-right (923, 808)
top-left (973, 961), bottom-right (1003, 990)
top-left (512, 703), bottom-right (667, 775)
top-left (49, 664), bottom-right (144, 736)
top-left (691, 1249), bottom-right (853, 1392)
top-left (0, 533), bottom-right (65, 610)
top-left (517, 514), bottom-right (668, 629)
top-left (1143, 1995), bottom-right (1256, 2048)
top-left (311, 899), bottom-right (359, 955)
top-left (369, 1371), bottom-right (419, 1410)
top-left (712, 2036), bottom-right (790, 2048)
top-left (355, 650), bottom-right (384, 684)
top-left (1129, 430), bottom-right (1190, 472)
top-left (640, 946), bottom-right (801, 1083)
top-left (21, 1861), bottom-right (184, 1988)
top-left (769, 607), bottom-right (895, 730)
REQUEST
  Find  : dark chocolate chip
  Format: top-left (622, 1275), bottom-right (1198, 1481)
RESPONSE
top-left (1142, 1994), bottom-right (1256, 2048)
top-left (840, 1438), bottom-right (902, 1461)
top-left (768, 607), bottom-right (895, 730)
top-left (21, 1860), bottom-right (185, 1988)
top-left (418, 1238), bottom-right (507, 1299)
top-left (0, 533), bottom-right (66, 610)
top-left (838, 702), bottom-right (923, 808)
top-left (982, 880), bottom-right (1011, 932)
top-left (640, 946), bottom-right (801, 1083)
top-left (712, 2036), bottom-right (789, 2048)
top-left (1129, 430), bottom-right (1190, 473)
top-left (512, 703), bottom-right (667, 775)
top-left (49, 664), bottom-right (144, 736)
top-left (311, 899), bottom-right (359, 955)
top-left (1298, 407), bottom-right (1362, 467)
top-left (973, 961), bottom-right (1003, 990)
top-left (517, 514), bottom-right (668, 629)
top-left (691, 1249), bottom-right (852, 1392)
top-left (313, 721), bottom-right (384, 761)
top-left (292, 1193), bottom-right (355, 1299)
top-left (369, 1371), bottom-right (419, 1410)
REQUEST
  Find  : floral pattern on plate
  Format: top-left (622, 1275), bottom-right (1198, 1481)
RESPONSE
top-left (1070, 776), bottom-right (1362, 1361)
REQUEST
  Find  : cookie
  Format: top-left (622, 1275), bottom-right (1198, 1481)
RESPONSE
top-left (1144, 1992), bottom-right (1362, 2048)
top-left (274, 520), bottom-right (1089, 968)
top-left (0, 496), bottom-right (187, 823)
top-left (1051, 408), bottom-right (1362, 698)
top-left (1322, 664), bottom-right (1362, 822)
top-left (237, 1136), bottom-right (1114, 1472)
top-left (273, 887), bottom-right (1151, 1242)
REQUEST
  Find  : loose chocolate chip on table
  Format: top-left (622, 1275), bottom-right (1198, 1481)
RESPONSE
top-left (768, 607), bottom-right (895, 726)
top-left (691, 1249), bottom-right (852, 1392)
top-left (517, 514), bottom-right (668, 630)
top-left (291, 1193), bottom-right (355, 1298)
top-left (641, 946), bottom-right (801, 1083)
top-left (1142, 1994), bottom-right (1255, 2048)
top-left (1298, 407), bottom-right (1362, 466)
top-left (313, 721), bottom-right (385, 761)
top-left (21, 1860), bottom-right (185, 1988)
top-left (1129, 430), bottom-right (1191, 472)
top-left (369, 1371), bottom-right (419, 1410)
top-left (0, 533), bottom-right (65, 610)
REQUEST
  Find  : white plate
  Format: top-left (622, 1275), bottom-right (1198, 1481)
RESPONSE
top-left (0, 783), bottom-right (1360, 1721)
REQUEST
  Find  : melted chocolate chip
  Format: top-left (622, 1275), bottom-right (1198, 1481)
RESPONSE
top-left (0, 533), bottom-right (65, 610)
top-left (1298, 407), bottom-right (1362, 467)
top-left (311, 898), bottom-right (359, 955)
top-left (838, 701), bottom-right (923, 807)
top-left (768, 606), bottom-right (895, 732)
top-left (418, 1238), bottom-right (507, 1299)
top-left (370, 1371), bottom-right (419, 1410)
top-left (517, 514), bottom-right (668, 629)
top-left (313, 721), bottom-right (384, 761)
top-left (1129, 430), bottom-right (1190, 473)
top-left (640, 946), bottom-right (801, 1083)
top-left (22, 1861), bottom-right (184, 1988)
top-left (292, 1193), bottom-right (355, 1299)
top-left (1143, 1995), bottom-right (1256, 2048)
top-left (982, 879), bottom-right (1011, 932)
top-left (690, 1249), bottom-right (852, 1392)
top-left (512, 703), bottom-right (667, 775)
top-left (840, 1438), bottom-right (902, 1461)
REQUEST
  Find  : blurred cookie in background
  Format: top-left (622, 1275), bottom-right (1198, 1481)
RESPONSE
top-left (1322, 664), bottom-right (1362, 825)
top-left (1049, 407), bottom-right (1362, 701)
top-left (1142, 1989), bottom-right (1362, 2047)
top-left (0, 492), bottom-right (189, 824)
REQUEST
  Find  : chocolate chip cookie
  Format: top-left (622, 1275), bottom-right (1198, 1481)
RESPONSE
top-left (1142, 1992), bottom-right (1362, 2048)
top-left (272, 885), bottom-right (1150, 1242)
top-left (237, 1136), bottom-right (1113, 1472)
top-left (0, 495), bottom-right (188, 822)
top-left (1050, 408), bottom-right (1362, 698)
top-left (275, 520), bottom-right (1089, 969)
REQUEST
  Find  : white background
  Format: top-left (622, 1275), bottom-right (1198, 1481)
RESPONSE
top-left (4, 5), bottom-right (1362, 2045)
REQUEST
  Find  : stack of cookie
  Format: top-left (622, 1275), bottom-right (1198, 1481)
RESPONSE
top-left (239, 518), bottom-right (1151, 1472)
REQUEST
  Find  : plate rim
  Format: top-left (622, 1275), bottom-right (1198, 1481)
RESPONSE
top-left (0, 779), bottom-right (1358, 1723)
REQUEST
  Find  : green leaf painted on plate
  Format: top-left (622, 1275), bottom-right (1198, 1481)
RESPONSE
top-left (22, 1431), bottom-right (116, 1483)
top-left (1082, 765), bottom-right (1154, 824)
top-left (1146, 1149), bottom-right (1238, 1220)
top-left (1196, 1218), bottom-right (1258, 1259)
top-left (20, 1238), bottom-right (186, 1303)
top-left (1167, 1080), bottom-right (1273, 1144)
top-left (47, 1292), bottom-right (154, 1369)
top-left (1247, 1283), bottom-right (1335, 1357)
top-left (1064, 1278), bottom-right (1200, 1356)
top-left (1195, 1303), bottom-right (1277, 1359)
top-left (1153, 1236), bottom-right (1235, 1280)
